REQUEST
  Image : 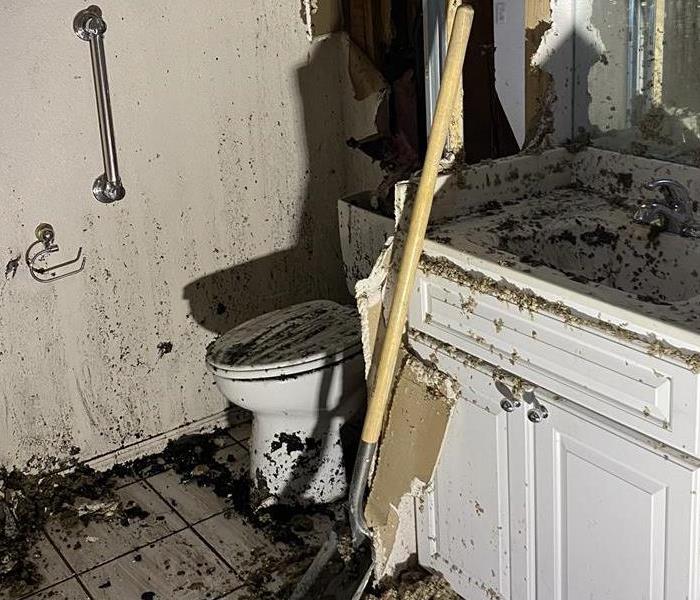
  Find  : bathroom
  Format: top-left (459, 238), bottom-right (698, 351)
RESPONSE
top-left (2, 0), bottom-right (700, 599)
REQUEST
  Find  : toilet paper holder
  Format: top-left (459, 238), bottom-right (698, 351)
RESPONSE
top-left (25, 223), bottom-right (86, 283)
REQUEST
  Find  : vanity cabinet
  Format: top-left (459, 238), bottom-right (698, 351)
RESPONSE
top-left (533, 399), bottom-right (698, 600)
top-left (413, 339), bottom-right (700, 600)
top-left (408, 265), bottom-right (700, 600)
top-left (415, 367), bottom-right (514, 600)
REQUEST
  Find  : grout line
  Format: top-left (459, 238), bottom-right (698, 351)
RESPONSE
top-left (42, 528), bottom-right (79, 576)
top-left (230, 439), bottom-right (250, 453)
top-left (36, 530), bottom-right (97, 600)
top-left (229, 436), bottom-right (250, 446)
top-left (73, 574), bottom-right (97, 600)
top-left (212, 582), bottom-right (249, 600)
top-left (228, 429), bottom-right (251, 444)
top-left (142, 479), bottom-right (242, 578)
top-left (186, 525), bottom-right (241, 579)
top-left (16, 575), bottom-right (82, 600)
top-left (23, 426), bottom-right (250, 599)
top-left (16, 576), bottom-right (74, 600)
top-left (113, 475), bottom-right (145, 490)
top-left (190, 508), bottom-right (226, 527)
top-left (74, 526), bottom-right (189, 578)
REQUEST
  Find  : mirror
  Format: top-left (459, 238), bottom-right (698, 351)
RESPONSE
top-left (578, 0), bottom-right (700, 165)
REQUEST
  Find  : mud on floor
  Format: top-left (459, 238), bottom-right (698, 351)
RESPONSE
top-left (364, 569), bottom-right (461, 600)
top-left (0, 429), bottom-right (460, 600)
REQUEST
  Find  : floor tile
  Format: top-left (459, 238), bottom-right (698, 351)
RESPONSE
top-left (45, 482), bottom-right (186, 573)
top-left (146, 470), bottom-right (229, 525)
top-left (193, 513), bottom-right (282, 581)
top-left (210, 430), bottom-right (238, 449)
top-left (213, 443), bottom-right (249, 479)
top-left (228, 407), bottom-right (252, 427)
top-left (227, 422), bottom-right (251, 444)
top-left (80, 529), bottom-right (241, 600)
top-left (146, 444), bottom-right (250, 525)
top-left (23, 578), bottom-right (89, 600)
top-left (111, 473), bottom-right (140, 490)
top-left (0, 534), bottom-right (71, 600)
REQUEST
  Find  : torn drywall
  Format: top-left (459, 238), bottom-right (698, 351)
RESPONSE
top-left (348, 40), bottom-right (389, 102)
top-left (300, 0), bottom-right (342, 42)
top-left (364, 354), bottom-right (458, 576)
top-left (354, 176), bottom-right (460, 575)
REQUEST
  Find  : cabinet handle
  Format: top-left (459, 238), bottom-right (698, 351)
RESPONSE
top-left (527, 404), bottom-right (549, 423)
top-left (500, 397), bottom-right (521, 412)
top-left (496, 380), bottom-right (549, 421)
top-left (522, 387), bottom-right (549, 423)
top-left (495, 380), bottom-right (521, 412)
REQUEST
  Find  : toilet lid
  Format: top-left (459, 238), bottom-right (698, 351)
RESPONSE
top-left (206, 300), bottom-right (363, 378)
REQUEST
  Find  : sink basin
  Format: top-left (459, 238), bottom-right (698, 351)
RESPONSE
top-left (427, 186), bottom-right (700, 306)
top-left (499, 215), bottom-right (700, 304)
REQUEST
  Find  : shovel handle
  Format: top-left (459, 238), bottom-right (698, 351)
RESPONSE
top-left (360, 5), bottom-right (474, 444)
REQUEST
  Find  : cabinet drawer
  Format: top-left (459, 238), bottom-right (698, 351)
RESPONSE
top-left (408, 270), bottom-right (700, 455)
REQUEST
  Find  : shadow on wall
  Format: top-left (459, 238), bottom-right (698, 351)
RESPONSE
top-left (183, 37), bottom-right (354, 336)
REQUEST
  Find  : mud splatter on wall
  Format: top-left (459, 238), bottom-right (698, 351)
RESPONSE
top-left (0, 2), bottom-right (381, 470)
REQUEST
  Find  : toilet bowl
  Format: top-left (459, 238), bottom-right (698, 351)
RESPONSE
top-left (206, 300), bottom-right (366, 505)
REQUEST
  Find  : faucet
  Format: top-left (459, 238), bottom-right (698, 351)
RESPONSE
top-left (633, 178), bottom-right (700, 237)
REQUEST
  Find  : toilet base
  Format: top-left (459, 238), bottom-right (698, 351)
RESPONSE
top-left (249, 399), bottom-right (362, 506)
top-left (210, 346), bottom-right (367, 507)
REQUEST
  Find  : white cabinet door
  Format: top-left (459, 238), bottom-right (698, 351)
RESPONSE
top-left (417, 363), bottom-right (515, 600)
top-left (533, 400), bottom-right (700, 600)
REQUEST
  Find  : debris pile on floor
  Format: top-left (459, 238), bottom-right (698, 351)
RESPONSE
top-left (0, 462), bottom-right (118, 594)
top-left (363, 568), bottom-right (460, 600)
top-left (119, 432), bottom-right (346, 599)
top-left (0, 430), bottom-right (341, 599)
top-left (0, 430), bottom-right (461, 599)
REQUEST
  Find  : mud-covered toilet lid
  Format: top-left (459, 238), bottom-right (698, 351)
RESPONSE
top-left (206, 300), bottom-right (363, 376)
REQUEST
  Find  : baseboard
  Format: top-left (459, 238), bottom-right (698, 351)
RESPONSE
top-left (86, 407), bottom-right (238, 472)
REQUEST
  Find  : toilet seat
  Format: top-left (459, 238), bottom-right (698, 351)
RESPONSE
top-left (206, 300), bottom-right (362, 380)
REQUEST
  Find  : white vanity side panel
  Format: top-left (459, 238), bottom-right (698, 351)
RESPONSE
top-left (534, 401), bottom-right (700, 600)
top-left (413, 339), bottom-right (513, 600)
top-left (409, 271), bottom-right (700, 456)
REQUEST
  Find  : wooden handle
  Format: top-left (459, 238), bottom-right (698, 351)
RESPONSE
top-left (361, 5), bottom-right (474, 444)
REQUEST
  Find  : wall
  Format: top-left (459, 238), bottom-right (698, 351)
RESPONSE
top-left (0, 1), bottom-right (381, 470)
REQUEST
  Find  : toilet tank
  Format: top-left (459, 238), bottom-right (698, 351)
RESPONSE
top-left (338, 192), bottom-right (395, 296)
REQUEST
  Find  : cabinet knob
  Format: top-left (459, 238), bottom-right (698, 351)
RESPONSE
top-left (495, 380), bottom-right (522, 413)
top-left (500, 398), bottom-right (521, 412)
top-left (527, 405), bottom-right (549, 423)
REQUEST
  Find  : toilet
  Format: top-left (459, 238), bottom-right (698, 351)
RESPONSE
top-left (205, 192), bottom-right (394, 506)
top-left (206, 300), bottom-right (366, 505)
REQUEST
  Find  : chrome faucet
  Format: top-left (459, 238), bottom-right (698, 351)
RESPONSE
top-left (633, 178), bottom-right (700, 237)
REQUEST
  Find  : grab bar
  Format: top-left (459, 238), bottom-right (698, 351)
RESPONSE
top-left (74, 5), bottom-right (125, 203)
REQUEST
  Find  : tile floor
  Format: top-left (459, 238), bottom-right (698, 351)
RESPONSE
top-left (1, 410), bottom-right (297, 600)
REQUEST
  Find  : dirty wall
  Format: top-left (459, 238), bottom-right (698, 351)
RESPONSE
top-left (0, 1), bottom-right (380, 470)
